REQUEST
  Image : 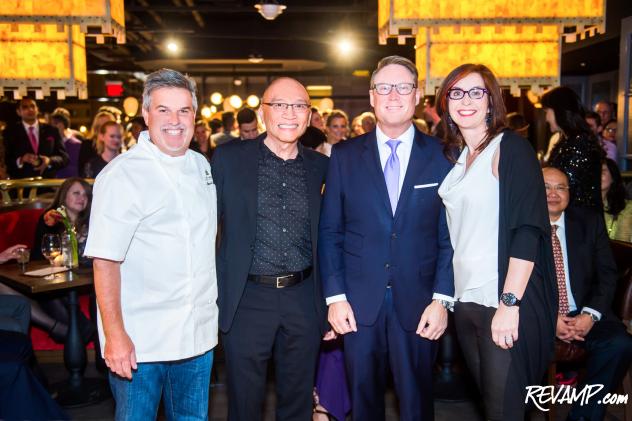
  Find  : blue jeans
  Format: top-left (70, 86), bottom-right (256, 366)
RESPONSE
top-left (109, 350), bottom-right (213, 421)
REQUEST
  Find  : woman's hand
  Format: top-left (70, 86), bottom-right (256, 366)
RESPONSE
top-left (491, 304), bottom-right (520, 349)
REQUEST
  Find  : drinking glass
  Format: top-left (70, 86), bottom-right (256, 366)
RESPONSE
top-left (16, 247), bottom-right (30, 274)
top-left (41, 234), bottom-right (62, 267)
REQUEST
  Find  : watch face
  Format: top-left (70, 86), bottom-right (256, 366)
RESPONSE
top-left (501, 293), bottom-right (517, 306)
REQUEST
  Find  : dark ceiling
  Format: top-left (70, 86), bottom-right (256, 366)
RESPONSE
top-left (86, 0), bottom-right (413, 76)
top-left (81, 0), bottom-right (632, 79)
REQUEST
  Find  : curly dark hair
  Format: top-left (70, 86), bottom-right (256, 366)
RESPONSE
top-left (603, 158), bottom-right (626, 216)
top-left (435, 63), bottom-right (507, 162)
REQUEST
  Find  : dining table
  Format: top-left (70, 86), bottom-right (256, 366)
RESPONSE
top-left (0, 261), bottom-right (110, 408)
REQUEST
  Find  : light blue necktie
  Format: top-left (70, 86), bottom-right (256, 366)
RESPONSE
top-left (384, 139), bottom-right (401, 215)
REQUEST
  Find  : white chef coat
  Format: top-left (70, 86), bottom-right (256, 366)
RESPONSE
top-left (85, 131), bottom-right (218, 362)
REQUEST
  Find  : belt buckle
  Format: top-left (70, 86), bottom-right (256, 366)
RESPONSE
top-left (276, 274), bottom-right (291, 288)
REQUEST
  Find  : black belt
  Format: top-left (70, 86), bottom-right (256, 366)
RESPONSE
top-left (247, 267), bottom-right (312, 288)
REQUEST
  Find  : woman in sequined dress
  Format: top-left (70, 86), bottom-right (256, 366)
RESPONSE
top-left (541, 86), bottom-right (604, 210)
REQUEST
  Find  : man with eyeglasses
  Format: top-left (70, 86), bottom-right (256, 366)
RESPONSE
top-left (319, 55), bottom-right (454, 420)
top-left (543, 166), bottom-right (632, 421)
top-left (211, 77), bottom-right (329, 420)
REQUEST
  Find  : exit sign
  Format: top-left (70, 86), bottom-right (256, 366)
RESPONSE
top-left (105, 81), bottom-right (124, 97)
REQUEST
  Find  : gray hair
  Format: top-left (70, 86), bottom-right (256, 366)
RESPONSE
top-left (370, 56), bottom-right (418, 88)
top-left (142, 68), bottom-right (198, 113)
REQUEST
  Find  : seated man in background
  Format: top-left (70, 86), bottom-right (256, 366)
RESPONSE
top-left (544, 167), bottom-right (632, 421)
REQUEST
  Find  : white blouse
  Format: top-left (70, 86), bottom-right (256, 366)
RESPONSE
top-left (438, 133), bottom-right (503, 308)
top-left (85, 132), bottom-right (218, 362)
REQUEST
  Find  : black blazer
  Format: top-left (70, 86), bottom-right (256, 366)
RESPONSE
top-left (2, 122), bottom-right (68, 178)
top-left (211, 134), bottom-right (329, 333)
top-left (564, 206), bottom-right (619, 321)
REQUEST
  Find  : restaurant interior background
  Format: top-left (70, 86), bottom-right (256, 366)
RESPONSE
top-left (0, 0), bottom-right (631, 170)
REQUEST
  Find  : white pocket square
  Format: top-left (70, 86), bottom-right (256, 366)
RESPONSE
top-left (414, 183), bottom-right (438, 189)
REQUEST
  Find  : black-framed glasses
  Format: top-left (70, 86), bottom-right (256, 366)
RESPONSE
top-left (604, 127), bottom-right (617, 133)
top-left (544, 183), bottom-right (570, 193)
top-left (371, 83), bottom-right (417, 96)
top-left (262, 102), bottom-right (311, 113)
top-left (447, 87), bottom-right (489, 101)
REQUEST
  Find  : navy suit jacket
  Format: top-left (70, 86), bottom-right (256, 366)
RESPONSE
top-left (318, 127), bottom-right (454, 331)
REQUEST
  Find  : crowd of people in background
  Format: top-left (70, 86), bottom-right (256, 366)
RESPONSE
top-left (0, 87), bottom-right (626, 199)
top-left (0, 59), bottom-right (631, 421)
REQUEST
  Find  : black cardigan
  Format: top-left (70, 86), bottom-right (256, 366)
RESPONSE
top-left (497, 130), bottom-right (557, 411)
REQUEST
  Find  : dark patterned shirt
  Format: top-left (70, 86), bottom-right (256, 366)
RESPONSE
top-left (249, 142), bottom-right (312, 275)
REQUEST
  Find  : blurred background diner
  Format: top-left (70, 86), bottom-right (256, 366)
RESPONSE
top-left (1, 0), bottom-right (631, 420)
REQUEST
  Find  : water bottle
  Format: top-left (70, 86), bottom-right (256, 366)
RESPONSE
top-left (61, 233), bottom-right (74, 269)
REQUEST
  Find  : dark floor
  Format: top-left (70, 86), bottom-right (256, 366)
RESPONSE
top-left (38, 357), bottom-right (627, 421)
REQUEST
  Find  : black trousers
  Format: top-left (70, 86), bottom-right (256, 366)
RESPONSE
top-left (222, 276), bottom-right (321, 421)
top-left (454, 302), bottom-right (517, 421)
top-left (568, 317), bottom-right (632, 421)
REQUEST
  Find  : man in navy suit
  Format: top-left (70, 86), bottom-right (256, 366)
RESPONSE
top-left (3, 98), bottom-right (68, 179)
top-left (318, 56), bottom-right (454, 420)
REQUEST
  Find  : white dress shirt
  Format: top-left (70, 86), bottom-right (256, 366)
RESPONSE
top-left (85, 131), bottom-right (219, 362)
top-left (326, 124), bottom-right (452, 305)
top-left (552, 212), bottom-right (601, 320)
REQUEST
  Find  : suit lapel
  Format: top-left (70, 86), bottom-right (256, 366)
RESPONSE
top-left (394, 130), bottom-right (431, 221)
top-left (361, 131), bottom-right (392, 216)
top-left (241, 140), bottom-right (260, 244)
top-left (303, 150), bottom-right (323, 255)
top-left (564, 211), bottom-right (581, 301)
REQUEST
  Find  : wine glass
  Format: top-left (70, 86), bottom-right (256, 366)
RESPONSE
top-left (41, 234), bottom-right (61, 271)
top-left (16, 247), bottom-right (30, 274)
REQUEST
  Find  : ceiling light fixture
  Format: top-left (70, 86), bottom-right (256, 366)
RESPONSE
top-left (255, 1), bottom-right (286, 21)
top-left (210, 92), bottom-right (223, 105)
top-left (166, 40), bottom-right (179, 53)
top-left (248, 54), bottom-right (264, 64)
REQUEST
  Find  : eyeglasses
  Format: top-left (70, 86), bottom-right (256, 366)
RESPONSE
top-left (604, 127), bottom-right (617, 133)
top-left (371, 83), bottom-right (417, 96)
top-left (262, 102), bottom-right (311, 113)
top-left (447, 87), bottom-right (489, 101)
top-left (544, 183), bottom-right (570, 193)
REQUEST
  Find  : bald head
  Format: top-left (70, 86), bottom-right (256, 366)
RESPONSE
top-left (543, 167), bottom-right (570, 221)
top-left (262, 77), bottom-right (309, 103)
top-left (259, 77), bottom-right (311, 148)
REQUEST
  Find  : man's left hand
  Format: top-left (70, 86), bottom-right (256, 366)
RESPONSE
top-left (416, 300), bottom-right (447, 340)
top-left (33, 155), bottom-right (50, 173)
top-left (567, 313), bottom-right (594, 339)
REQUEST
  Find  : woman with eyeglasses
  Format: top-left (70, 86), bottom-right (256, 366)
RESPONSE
top-left (541, 86), bottom-right (604, 210)
top-left (436, 64), bottom-right (557, 420)
top-left (601, 119), bottom-right (618, 161)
